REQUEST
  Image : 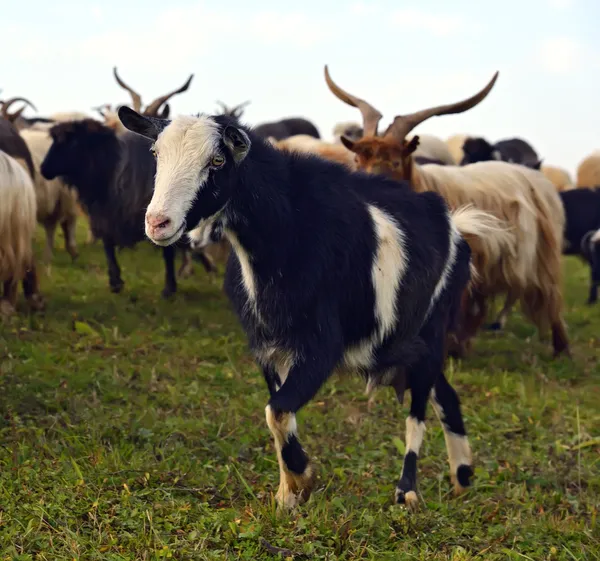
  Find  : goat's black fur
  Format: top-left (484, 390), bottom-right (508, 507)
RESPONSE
top-left (461, 136), bottom-right (540, 169)
top-left (560, 187), bottom-right (600, 304)
top-left (39, 119), bottom-right (203, 297)
top-left (119, 107), bottom-right (477, 507)
top-left (0, 119), bottom-right (35, 178)
top-left (253, 117), bottom-right (320, 141)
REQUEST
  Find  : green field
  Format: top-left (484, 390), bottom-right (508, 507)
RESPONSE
top-left (0, 223), bottom-right (598, 560)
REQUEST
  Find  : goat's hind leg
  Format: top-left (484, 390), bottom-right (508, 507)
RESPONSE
top-left (430, 372), bottom-right (473, 494)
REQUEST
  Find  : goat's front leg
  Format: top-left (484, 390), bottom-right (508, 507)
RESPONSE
top-left (263, 352), bottom-right (336, 510)
top-left (43, 222), bottom-right (57, 265)
top-left (102, 238), bottom-right (124, 293)
top-left (161, 245), bottom-right (177, 298)
top-left (394, 356), bottom-right (437, 511)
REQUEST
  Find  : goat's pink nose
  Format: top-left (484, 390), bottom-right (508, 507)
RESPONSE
top-left (146, 214), bottom-right (171, 231)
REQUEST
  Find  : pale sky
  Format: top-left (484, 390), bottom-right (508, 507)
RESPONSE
top-left (2, 0), bottom-right (599, 174)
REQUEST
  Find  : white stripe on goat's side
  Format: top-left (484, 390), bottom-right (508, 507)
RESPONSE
top-left (226, 230), bottom-right (259, 318)
top-left (342, 205), bottom-right (408, 370)
top-left (427, 216), bottom-right (459, 316)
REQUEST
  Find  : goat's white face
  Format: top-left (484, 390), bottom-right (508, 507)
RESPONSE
top-left (145, 115), bottom-right (221, 245)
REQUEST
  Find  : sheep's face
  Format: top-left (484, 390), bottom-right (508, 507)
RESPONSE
top-left (339, 135), bottom-right (418, 181)
top-left (118, 107), bottom-right (250, 246)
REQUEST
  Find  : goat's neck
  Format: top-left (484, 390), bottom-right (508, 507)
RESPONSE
top-left (223, 161), bottom-right (293, 271)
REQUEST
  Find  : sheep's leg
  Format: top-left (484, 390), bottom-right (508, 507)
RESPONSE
top-left (488, 293), bottom-right (517, 331)
top-left (43, 223), bottom-right (57, 264)
top-left (22, 264), bottom-right (45, 311)
top-left (61, 218), bottom-right (79, 261)
top-left (161, 245), bottom-right (177, 298)
top-left (103, 238), bottom-right (124, 293)
top-left (1, 280), bottom-right (18, 316)
top-left (195, 250), bottom-right (217, 274)
top-left (265, 356), bottom-right (334, 510)
top-left (430, 373), bottom-right (473, 494)
top-left (587, 258), bottom-right (599, 304)
top-left (177, 248), bottom-right (194, 279)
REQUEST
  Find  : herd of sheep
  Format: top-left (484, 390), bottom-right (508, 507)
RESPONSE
top-left (1, 64), bottom-right (600, 509)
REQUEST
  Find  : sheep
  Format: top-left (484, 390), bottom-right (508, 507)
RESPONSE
top-left (254, 117), bottom-right (320, 141)
top-left (18, 129), bottom-right (79, 264)
top-left (39, 119), bottom-right (200, 298)
top-left (0, 151), bottom-right (44, 316)
top-left (461, 136), bottom-right (541, 169)
top-left (541, 164), bottom-right (574, 192)
top-left (119, 105), bottom-right (510, 511)
top-left (559, 187), bottom-right (600, 304)
top-left (576, 150), bottom-right (600, 188)
top-left (446, 134), bottom-right (469, 165)
top-left (324, 65), bottom-right (570, 358)
top-left (332, 121), bottom-right (363, 143)
top-left (273, 134), bottom-right (357, 170)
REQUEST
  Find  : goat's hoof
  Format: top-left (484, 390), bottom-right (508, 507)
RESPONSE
top-left (451, 464), bottom-right (474, 494)
top-left (110, 281), bottom-right (124, 294)
top-left (487, 322), bottom-right (503, 331)
top-left (0, 300), bottom-right (15, 317)
top-left (161, 287), bottom-right (176, 299)
top-left (395, 488), bottom-right (419, 511)
top-left (28, 294), bottom-right (46, 312)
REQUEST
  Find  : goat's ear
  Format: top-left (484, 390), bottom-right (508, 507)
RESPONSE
top-left (158, 104), bottom-right (170, 119)
top-left (340, 135), bottom-right (355, 151)
top-left (404, 135), bottom-right (420, 156)
top-left (118, 106), bottom-right (167, 140)
top-left (223, 125), bottom-right (251, 163)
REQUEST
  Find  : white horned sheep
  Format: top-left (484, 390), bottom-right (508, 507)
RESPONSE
top-left (0, 151), bottom-right (44, 316)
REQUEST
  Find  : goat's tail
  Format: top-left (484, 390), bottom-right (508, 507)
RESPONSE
top-left (450, 204), bottom-right (516, 284)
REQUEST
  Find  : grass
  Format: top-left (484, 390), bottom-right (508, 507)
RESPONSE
top-left (0, 222), bottom-right (599, 561)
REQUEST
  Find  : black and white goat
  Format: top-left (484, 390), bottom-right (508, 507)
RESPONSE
top-left (118, 106), bottom-right (508, 510)
top-left (39, 119), bottom-right (213, 298)
top-left (559, 187), bottom-right (600, 304)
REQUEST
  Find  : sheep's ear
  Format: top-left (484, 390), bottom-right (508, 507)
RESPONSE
top-left (223, 125), bottom-right (251, 163)
top-left (118, 106), bottom-right (168, 140)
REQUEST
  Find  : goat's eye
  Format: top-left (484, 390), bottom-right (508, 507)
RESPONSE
top-left (150, 146), bottom-right (157, 158)
top-left (211, 155), bottom-right (225, 167)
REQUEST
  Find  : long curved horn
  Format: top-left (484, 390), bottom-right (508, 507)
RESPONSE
top-left (144, 74), bottom-right (194, 117)
top-left (385, 71), bottom-right (499, 142)
top-left (113, 67), bottom-right (142, 112)
top-left (1, 97), bottom-right (37, 121)
top-left (324, 65), bottom-right (383, 138)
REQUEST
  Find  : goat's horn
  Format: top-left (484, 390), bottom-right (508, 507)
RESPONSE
top-left (144, 74), bottom-right (194, 117)
top-left (324, 65), bottom-right (383, 138)
top-left (1, 97), bottom-right (37, 121)
top-left (385, 71), bottom-right (499, 142)
top-left (216, 100), bottom-right (229, 112)
top-left (113, 67), bottom-right (143, 112)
